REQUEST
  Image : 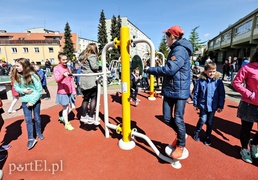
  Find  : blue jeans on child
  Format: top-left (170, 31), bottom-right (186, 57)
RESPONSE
top-left (195, 109), bottom-right (215, 139)
top-left (163, 97), bottom-right (187, 147)
top-left (22, 101), bottom-right (41, 140)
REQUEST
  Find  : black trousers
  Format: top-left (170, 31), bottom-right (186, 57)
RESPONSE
top-left (43, 85), bottom-right (50, 98)
top-left (240, 120), bottom-right (258, 149)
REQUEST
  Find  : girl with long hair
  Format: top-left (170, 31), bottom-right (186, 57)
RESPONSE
top-left (14, 58), bottom-right (43, 150)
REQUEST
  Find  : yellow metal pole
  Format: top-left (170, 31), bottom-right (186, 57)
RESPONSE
top-left (149, 74), bottom-right (155, 98)
top-left (120, 26), bottom-right (131, 143)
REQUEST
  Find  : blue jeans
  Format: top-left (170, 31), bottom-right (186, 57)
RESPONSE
top-left (163, 97), bottom-right (187, 147)
top-left (22, 101), bottom-right (41, 140)
top-left (195, 109), bottom-right (215, 139)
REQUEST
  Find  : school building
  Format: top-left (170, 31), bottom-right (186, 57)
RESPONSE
top-left (105, 17), bottom-right (151, 59)
top-left (208, 8), bottom-right (258, 64)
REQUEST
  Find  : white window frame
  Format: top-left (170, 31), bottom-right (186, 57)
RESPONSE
top-left (11, 47), bottom-right (17, 53)
top-left (34, 47), bottom-right (40, 53)
top-left (23, 47), bottom-right (29, 53)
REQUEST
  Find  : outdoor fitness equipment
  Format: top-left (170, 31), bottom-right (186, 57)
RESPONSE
top-left (131, 55), bottom-right (144, 76)
top-left (141, 51), bottom-right (165, 96)
top-left (72, 26), bottom-right (188, 169)
top-left (101, 26), bottom-right (188, 169)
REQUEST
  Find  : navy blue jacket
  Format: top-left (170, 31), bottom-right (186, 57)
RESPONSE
top-left (147, 38), bottom-right (193, 99)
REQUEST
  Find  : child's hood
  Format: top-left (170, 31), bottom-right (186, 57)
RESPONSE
top-left (199, 71), bottom-right (221, 80)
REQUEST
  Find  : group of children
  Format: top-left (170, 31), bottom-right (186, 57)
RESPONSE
top-left (7, 62), bottom-right (51, 114)
top-left (1, 42), bottom-right (257, 166)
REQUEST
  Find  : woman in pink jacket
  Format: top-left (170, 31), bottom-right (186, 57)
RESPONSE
top-left (232, 46), bottom-right (258, 164)
top-left (54, 52), bottom-right (76, 131)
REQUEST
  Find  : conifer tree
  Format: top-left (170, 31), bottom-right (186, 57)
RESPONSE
top-left (188, 26), bottom-right (206, 57)
top-left (116, 15), bottom-right (122, 40)
top-left (63, 22), bottom-right (75, 61)
top-left (98, 10), bottom-right (108, 56)
top-left (109, 15), bottom-right (120, 60)
top-left (158, 35), bottom-right (169, 58)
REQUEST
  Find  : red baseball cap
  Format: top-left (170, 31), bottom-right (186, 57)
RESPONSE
top-left (163, 25), bottom-right (184, 38)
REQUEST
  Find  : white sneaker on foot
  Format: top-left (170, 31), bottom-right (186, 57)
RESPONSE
top-left (8, 110), bottom-right (16, 114)
top-left (85, 116), bottom-right (94, 125)
top-left (240, 148), bottom-right (252, 163)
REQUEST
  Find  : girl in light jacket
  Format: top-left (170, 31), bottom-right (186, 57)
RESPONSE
top-left (232, 46), bottom-right (258, 164)
top-left (14, 58), bottom-right (43, 150)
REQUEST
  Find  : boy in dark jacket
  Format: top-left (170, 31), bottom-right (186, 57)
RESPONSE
top-left (193, 62), bottom-right (225, 146)
top-left (130, 67), bottom-right (141, 106)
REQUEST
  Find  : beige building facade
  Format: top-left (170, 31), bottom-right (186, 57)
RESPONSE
top-left (0, 28), bottom-right (78, 65)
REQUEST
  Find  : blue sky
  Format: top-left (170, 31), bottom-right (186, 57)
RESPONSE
top-left (0, 0), bottom-right (257, 49)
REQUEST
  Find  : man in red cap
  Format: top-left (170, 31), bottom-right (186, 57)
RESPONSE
top-left (146, 25), bottom-right (193, 159)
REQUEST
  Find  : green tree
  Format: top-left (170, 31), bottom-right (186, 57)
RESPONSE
top-left (188, 26), bottom-right (206, 57)
top-left (116, 15), bottom-right (122, 40)
top-left (98, 9), bottom-right (108, 56)
top-left (109, 15), bottom-right (120, 60)
top-left (63, 22), bottom-right (75, 61)
top-left (158, 35), bottom-right (169, 58)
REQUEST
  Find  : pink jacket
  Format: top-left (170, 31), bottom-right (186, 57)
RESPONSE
top-left (232, 62), bottom-right (258, 106)
top-left (53, 64), bottom-right (76, 95)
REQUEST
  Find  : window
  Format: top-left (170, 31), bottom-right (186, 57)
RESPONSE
top-left (235, 20), bottom-right (252, 37)
top-left (23, 47), bottom-right (29, 53)
top-left (209, 41), bottom-right (214, 47)
top-left (49, 58), bottom-right (55, 63)
top-left (34, 47), bottom-right (40, 53)
top-left (11, 47), bottom-right (17, 53)
top-left (48, 47), bottom-right (54, 53)
top-left (222, 32), bottom-right (231, 43)
top-left (215, 37), bottom-right (221, 45)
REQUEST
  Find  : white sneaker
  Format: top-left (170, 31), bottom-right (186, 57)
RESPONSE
top-left (85, 116), bottom-right (94, 125)
top-left (134, 99), bottom-right (140, 106)
top-left (240, 148), bottom-right (252, 163)
top-left (92, 115), bottom-right (101, 125)
top-left (8, 110), bottom-right (16, 114)
top-left (80, 115), bottom-right (88, 123)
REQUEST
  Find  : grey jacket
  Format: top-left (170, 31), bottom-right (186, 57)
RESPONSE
top-left (80, 54), bottom-right (99, 90)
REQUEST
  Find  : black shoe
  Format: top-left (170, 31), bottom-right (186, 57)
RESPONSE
top-left (193, 132), bottom-right (200, 141)
top-left (0, 147), bottom-right (6, 152)
top-left (28, 139), bottom-right (37, 150)
top-left (204, 138), bottom-right (211, 146)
